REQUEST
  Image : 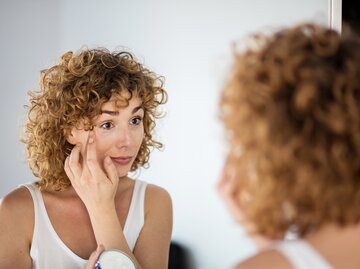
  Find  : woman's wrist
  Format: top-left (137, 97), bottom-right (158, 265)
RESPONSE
top-left (86, 201), bottom-right (117, 217)
top-left (95, 249), bottom-right (136, 269)
top-left (87, 206), bottom-right (127, 250)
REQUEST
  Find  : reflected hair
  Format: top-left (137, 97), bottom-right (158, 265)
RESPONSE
top-left (220, 24), bottom-right (360, 237)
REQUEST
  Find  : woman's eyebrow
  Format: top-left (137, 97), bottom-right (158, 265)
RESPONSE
top-left (100, 110), bottom-right (119, 116)
top-left (132, 105), bottom-right (143, 114)
top-left (100, 105), bottom-right (143, 116)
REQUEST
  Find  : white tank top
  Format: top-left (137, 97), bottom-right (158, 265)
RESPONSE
top-left (23, 180), bottom-right (147, 269)
top-left (275, 240), bottom-right (333, 269)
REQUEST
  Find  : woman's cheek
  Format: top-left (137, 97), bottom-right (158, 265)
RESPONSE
top-left (135, 131), bottom-right (144, 150)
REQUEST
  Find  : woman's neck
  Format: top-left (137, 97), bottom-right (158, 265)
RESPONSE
top-left (305, 222), bottom-right (360, 269)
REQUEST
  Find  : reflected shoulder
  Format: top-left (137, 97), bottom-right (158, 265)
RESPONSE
top-left (234, 249), bottom-right (292, 269)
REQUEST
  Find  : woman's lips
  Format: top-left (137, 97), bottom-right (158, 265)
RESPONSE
top-left (110, 156), bottom-right (133, 165)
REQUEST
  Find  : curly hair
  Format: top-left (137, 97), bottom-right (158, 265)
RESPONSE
top-left (23, 48), bottom-right (167, 191)
top-left (220, 24), bottom-right (360, 238)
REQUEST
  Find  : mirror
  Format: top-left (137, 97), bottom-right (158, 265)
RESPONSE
top-left (0, 1), bottom-right (334, 268)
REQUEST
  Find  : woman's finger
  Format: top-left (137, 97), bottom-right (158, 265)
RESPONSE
top-left (217, 160), bottom-right (246, 223)
top-left (86, 131), bottom-right (106, 180)
top-left (68, 143), bottom-right (83, 178)
top-left (64, 156), bottom-right (74, 182)
top-left (217, 159), bottom-right (236, 198)
top-left (103, 156), bottom-right (119, 185)
top-left (84, 244), bottom-right (105, 269)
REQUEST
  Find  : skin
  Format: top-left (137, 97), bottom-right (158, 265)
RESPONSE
top-left (0, 94), bottom-right (173, 269)
top-left (217, 157), bottom-right (276, 250)
top-left (218, 157), bottom-right (360, 269)
top-left (84, 245), bottom-right (105, 269)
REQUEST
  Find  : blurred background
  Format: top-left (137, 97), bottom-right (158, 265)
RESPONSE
top-left (0, 0), bottom-right (329, 268)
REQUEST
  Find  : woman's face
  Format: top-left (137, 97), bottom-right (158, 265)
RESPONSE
top-left (68, 93), bottom-right (145, 177)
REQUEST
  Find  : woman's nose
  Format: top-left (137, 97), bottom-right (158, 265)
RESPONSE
top-left (115, 125), bottom-right (131, 147)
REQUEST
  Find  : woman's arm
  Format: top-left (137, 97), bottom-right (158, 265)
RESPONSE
top-left (0, 188), bottom-right (33, 268)
top-left (133, 184), bottom-right (173, 269)
top-left (84, 184), bottom-right (173, 269)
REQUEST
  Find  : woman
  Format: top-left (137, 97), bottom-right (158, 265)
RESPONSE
top-left (219, 24), bottom-right (360, 269)
top-left (0, 48), bottom-right (172, 269)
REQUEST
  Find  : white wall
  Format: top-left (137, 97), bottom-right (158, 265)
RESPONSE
top-left (0, 0), bottom-right (62, 196)
top-left (0, 1), bottom-right (328, 268)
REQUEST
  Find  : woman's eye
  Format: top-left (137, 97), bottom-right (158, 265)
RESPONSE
top-left (100, 122), bottom-right (114, 130)
top-left (130, 116), bottom-right (142, 125)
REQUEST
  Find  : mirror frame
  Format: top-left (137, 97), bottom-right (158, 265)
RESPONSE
top-left (329, 0), bottom-right (342, 33)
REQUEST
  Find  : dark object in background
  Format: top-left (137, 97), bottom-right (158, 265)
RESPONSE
top-left (168, 241), bottom-right (192, 269)
top-left (343, 0), bottom-right (360, 34)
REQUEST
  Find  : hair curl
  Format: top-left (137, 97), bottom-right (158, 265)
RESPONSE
top-left (23, 48), bottom-right (167, 191)
top-left (220, 24), bottom-right (360, 238)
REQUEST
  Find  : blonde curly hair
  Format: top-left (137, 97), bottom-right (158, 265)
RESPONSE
top-left (23, 48), bottom-right (167, 191)
top-left (220, 24), bottom-right (360, 238)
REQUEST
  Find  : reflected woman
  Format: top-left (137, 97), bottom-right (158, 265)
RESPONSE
top-left (0, 48), bottom-right (172, 269)
top-left (219, 24), bottom-right (360, 269)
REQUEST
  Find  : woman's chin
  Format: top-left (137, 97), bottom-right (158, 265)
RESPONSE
top-left (116, 167), bottom-right (131, 178)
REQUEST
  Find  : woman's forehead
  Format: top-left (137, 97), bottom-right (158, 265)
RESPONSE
top-left (103, 93), bottom-right (142, 110)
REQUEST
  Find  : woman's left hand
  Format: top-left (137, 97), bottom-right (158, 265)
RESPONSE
top-left (84, 244), bottom-right (105, 269)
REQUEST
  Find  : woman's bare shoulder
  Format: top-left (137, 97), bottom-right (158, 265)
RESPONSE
top-left (144, 183), bottom-right (172, 207)
top-left (133, 182), bottom-right (172, 264)
top-left (234, 249), bottom-right (292, 269)
top-left (0, 185), bottom-right (34, 224)
top-left (0, 185), bottom-right (34, 245)
top-left (0, 186), bottom-right (34, 267)
top-left (143, 183), bottom-right (172, 220)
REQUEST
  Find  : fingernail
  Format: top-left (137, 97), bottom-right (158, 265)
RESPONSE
top-left (88, 137), bottom-right (94, 144)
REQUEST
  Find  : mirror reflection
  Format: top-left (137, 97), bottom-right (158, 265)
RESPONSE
top-left (0, 1), bottom-right (333, 268)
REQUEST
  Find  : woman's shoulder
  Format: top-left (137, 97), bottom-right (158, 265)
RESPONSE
top-left (234, 249), bottom-right (292, 269)
top-left (144, 183), bottom-right (171, 205)
top-left (0, 185), bottom-right (34, 241)
top-left (142, 182), bottom-right (172, 217)
top-left (0, 185), bottom-right (34, 213)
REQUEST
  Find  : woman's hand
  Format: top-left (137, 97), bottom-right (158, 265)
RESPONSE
top-left (84, 244), bottom-right (105, 269)
top-left (217, 157), bottom-right (274, 250)
top-left (217, 158), bottom-right (249, 224)
top-left (64, 130), bottom-right (119, 212)
top-left (64, 130), bottom-right (133, 254)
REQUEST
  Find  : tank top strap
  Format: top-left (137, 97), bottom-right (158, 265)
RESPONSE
top-left (21, 183), bottom-right (41, 256)
top-left (21, 183), bottom-right (39, 208)
top-left (123, 180), bottom-right (147, 251)
top-left (274, 240), bottom-right (333, 269)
